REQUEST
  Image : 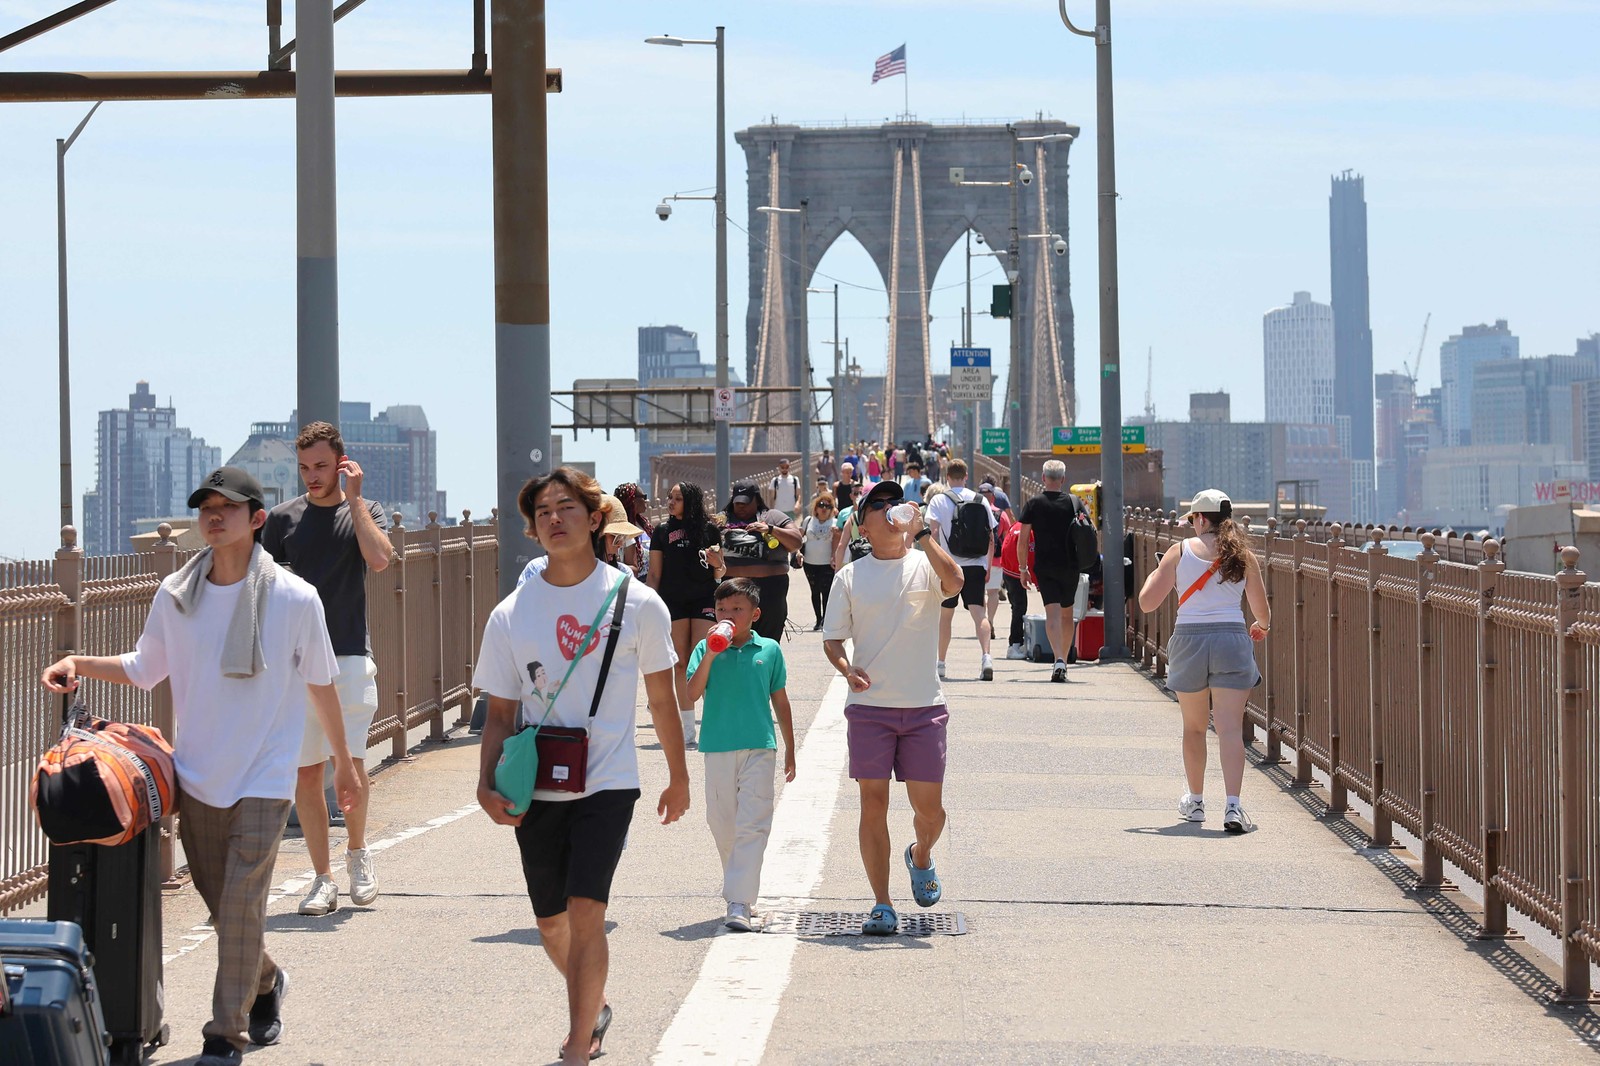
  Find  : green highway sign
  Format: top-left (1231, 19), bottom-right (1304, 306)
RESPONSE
top-left (1051, 425), bottom-right (1147, 455)
top-left (980, 428), bottom-right (1011, 456)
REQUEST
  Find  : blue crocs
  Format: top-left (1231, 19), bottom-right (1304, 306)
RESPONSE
top-left (904, 843), bottom-right (942, 908)
top-left (862, 903), bottom-right (899, 936)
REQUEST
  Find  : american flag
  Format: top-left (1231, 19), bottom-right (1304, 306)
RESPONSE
top-left (872, 44), bottom-right (906, 84)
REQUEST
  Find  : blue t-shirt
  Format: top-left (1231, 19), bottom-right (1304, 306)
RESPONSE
top-left (687, 633), bottom-right (786, 753)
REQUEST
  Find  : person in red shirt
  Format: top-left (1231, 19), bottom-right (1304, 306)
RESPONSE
top-left (999, 520), bottom-right (1031, 658)
top-left (978, 482), bottom-right (1014, 642)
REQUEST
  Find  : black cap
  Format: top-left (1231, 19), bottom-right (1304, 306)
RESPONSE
top-left (188, 466), bottom-right (266, 509)
top-left (729, 481), bottom-right (762, 505)
top-left (860, 480), bottom-right (904, 507)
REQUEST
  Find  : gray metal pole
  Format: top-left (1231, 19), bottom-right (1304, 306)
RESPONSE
top-left (56, 138), bottom-right (72, 532)
top-left (296, 0), bottom-right (339, 432)
top-left (713, 26), bottom-right (730, 504)
top-left (1093, 0), bottom-right (1128, 658)
top-left (799, 200), bottom-right (811, 512)
top-left (491, 0), bottom-right (551, 596)
top-left (1007, 131), bottom-right (1024, 499)
top-left (832, 283), bottom-right (840, 456)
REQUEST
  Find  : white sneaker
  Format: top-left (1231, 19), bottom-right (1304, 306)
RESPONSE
top-left (1224, 802), bottom-right (1253, 834)
top-left (347, 848), bottom-right (377, 906)
top-left (1051, 660), bottom-right (1068, 683)
top-left (724, 902), bottom-right (753, 933)
top-left (980, 654), bottom-right (994, 681)
top-left (681, 709), bottom-right (698, 751)
top-left (298, 874), bottom-right (339, 916)
top-left (1006, 644), bottom-right (1027, 660)
top-left (1178, 796), bottom-right (1205, 823)
top-left (936, 661), bottom-right (946, 680)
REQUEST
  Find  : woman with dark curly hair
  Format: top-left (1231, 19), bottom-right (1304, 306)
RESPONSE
top-left (612, 482), bottom-right (652, 579)
top-left (648, 482), bottom-right (725, 748)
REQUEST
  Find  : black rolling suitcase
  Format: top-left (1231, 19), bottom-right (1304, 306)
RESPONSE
top-left (45, 830), bottom-right (167, 1065)
top-left (0, 918), bottom-right (110, 1065)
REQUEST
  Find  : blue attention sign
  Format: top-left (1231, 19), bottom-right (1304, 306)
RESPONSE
top-left (950, 347), bottom-right (992, 368)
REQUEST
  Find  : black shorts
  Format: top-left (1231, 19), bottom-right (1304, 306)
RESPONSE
top-left (1035, 569), bottom-right (1078, 607)
top-left (662, 593), bottom-right (716, 623)
top-left (941, 565), bottom-right (989, 609)
top-left (513, 788), bottom-right (640, 918)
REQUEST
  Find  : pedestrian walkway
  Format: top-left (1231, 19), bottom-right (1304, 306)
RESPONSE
top-left (137, 586), bottom-right (1600, 1064)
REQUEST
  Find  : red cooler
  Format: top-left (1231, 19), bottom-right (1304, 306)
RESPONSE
top-left (1075, 610), bottom-right (1105, 661)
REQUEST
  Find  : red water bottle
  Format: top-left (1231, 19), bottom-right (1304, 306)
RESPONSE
top-left (706, 621), bottom-right (735, 653)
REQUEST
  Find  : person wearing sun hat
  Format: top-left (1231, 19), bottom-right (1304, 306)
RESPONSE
top-left (1136, 488), bottom-right (1270, 834)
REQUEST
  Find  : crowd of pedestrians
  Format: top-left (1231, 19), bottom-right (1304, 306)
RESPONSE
top-left (36, 427), bottom-right (1270, 1064)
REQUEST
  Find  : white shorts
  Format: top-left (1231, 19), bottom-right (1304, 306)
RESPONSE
top-left (299, 655), bottom-right (378, 766)
top-left (986, 564), bottom-right (1004, 592)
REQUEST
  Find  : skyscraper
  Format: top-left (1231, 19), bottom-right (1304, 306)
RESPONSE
top-left (1263, 291), bottom-right (1335, 426)
top-left (636, 325), bottom-right (744, 484)
top-left (1439, 320), bottom-right (1519, 446)
top-left (1329, 172), bottom-right (1375, 464)
top-left (82, 381), bottom-right (220, 555)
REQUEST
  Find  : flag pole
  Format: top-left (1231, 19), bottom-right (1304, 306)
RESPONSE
top-left (903, 47), bottom-right (909, 117)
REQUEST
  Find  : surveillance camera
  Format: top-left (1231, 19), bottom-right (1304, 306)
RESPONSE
top-left (1018, 166), bottom-right (1034, 186)
top-left (975, 232), bottom-right (985, 245)
top-left (1052, 237), bottom-right (1067, 256)
top-left (656, 201), bottom-right (672, 221)
top-left (1006, 268), bottom-right (1020, 284)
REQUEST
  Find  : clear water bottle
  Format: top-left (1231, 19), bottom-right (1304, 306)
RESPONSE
top-left (887, 503), bottom-right (920, 528)
top-left (706, 620), bottom-right (735, 653)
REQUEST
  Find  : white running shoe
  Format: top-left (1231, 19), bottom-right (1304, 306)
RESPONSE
top-left (1178, 796), bottom-right (1205, 823)
top-left (980, 654), bottom-right (994, 681)
top-left (724, 902), bottom-right (753, 933)
top-left (298, 874), bottom-right (339, 916)
top-left (936, 661), bottom-right (946, 680)
top-left (1006, 644), bottom-right (1027, 660)
top-left (1224, 802), bottom-right (1253, 834)
top-left (681, 709), bottom-right (698, 751)
top-left (1051, 660), bottom-right (1068, 683)
top-left (347, 848), bottom-right (377, 906)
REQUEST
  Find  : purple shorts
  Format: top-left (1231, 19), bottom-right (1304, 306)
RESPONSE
top-left (844, 703), bottom-right (949, 783)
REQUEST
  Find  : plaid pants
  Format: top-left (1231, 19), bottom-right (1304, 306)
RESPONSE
top-left (178, 794), bottom-right (291, 1050)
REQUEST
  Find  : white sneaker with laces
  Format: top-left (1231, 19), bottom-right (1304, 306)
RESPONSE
top-left (1224, 802), bottom-right (1253, 833)
top-left (347, 848), bottom-right (378, 906)
top-left (980, 654), bottom-right (994, 681)
top-left (298, 874), bottom-right (339, 916)
top-left (1178, 796), bottom-right (1205, 822)
top-left (724, 902), bottom-right (753, 932)
top-left (1051, 660), bottom-right (1068, 683)
top-left (936, 661), bottom-right (946, 680)
top-left (1006, 644), bottom-right (1027, 660)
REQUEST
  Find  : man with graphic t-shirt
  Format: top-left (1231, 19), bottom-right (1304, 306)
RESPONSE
top-left (822, 479), bottom-right (963, 937)
top-left (261, 421), bottom-right (392, 918)
top-left (475, 467), bottom-right (689, 1065)
top-left (1018, 459), bottom-right (1090, 684)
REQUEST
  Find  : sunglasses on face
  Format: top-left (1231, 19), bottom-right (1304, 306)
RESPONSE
top-left (862, 499), bottom-right (893, 513)
top-left (817, 504), bottom-right (835, 511)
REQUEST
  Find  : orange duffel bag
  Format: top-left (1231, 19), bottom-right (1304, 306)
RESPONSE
top-left (31, 702), bottom-right (179, 846)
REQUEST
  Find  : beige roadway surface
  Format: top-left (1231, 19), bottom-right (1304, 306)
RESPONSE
top-left (130, 581), bottom-right (1600, 1065)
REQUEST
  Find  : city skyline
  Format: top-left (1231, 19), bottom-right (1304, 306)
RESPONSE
top-left (2, 2), bottom-right (1595, 558)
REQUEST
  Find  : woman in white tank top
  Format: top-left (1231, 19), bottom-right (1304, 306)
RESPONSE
top-left (1136, 489), bottom-right (1270, 833)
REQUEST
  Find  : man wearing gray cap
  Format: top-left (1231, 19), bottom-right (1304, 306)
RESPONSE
top-left (42, 466), bottom-right (359, 1066)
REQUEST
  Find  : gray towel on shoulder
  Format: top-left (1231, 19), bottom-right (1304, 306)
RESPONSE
top-left (166, 542), bottom-right (277, 679)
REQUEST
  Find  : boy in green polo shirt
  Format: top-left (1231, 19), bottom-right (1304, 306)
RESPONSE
top-left (686, 577), bottom-right (796, 932)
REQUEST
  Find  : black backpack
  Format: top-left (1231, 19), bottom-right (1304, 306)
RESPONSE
top-left (1069, 496), bottom-right (1099, 573)
top-left (945, 491), bottom-right (994, 558)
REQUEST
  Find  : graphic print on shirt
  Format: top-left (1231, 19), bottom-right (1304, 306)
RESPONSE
top-left (555, 614), bottom-right (612, 661)
top-left (525, 661), bottom-right (555, 720)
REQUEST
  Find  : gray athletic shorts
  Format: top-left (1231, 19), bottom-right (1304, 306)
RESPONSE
top-left (1166, 623), bottom-right (1261, 693)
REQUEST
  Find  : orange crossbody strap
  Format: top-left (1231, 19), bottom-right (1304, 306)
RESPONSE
top-left (1178, 549), bottom-right (1222, 607)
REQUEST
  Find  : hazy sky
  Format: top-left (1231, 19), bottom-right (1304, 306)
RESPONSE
top-left (2, 0), bottom-right (1595, 559)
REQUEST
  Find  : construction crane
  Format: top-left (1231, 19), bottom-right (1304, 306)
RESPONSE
top-left (1403, 313), bottom-right (1431, 386)
top-left (1143, 346), bottom-right (1155, 421)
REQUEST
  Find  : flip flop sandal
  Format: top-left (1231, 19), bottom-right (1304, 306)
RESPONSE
top-left (559, 1004), bottom-right (613, 1059)
top-left (904, 843), bottom-right (942, 908)
top-left (862, 903), bottom-right (899, 936)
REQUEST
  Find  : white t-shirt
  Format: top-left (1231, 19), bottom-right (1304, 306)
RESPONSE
top-left (822, 551), bottom-right (945, 709)
top-left (800, 514), bottom-right (835, 565)
top-left (121, 570), bottom-right (338, 808)
top-left (926, 486), bottom-right (998, 569)
top-left (474, 563), bottom-right (677, 801)
top-left (770, 474), bottom-right (800, 512)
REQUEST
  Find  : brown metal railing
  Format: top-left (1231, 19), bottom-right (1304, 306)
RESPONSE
top-left (1126, 508), bottom-right (1600, 998)
top-left (0, 513), bottom-right (498, 913)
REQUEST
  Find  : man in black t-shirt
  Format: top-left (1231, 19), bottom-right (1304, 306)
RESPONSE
top-left (261, 422), bottom-right (393, 917)
top-left (1017, 459), bottom-right (1087, 684)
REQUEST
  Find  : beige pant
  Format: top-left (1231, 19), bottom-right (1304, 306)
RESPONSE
top-left (178, 794), bottom-right (292, 1051)
top-left (703, 749), bottom-right (777, 907)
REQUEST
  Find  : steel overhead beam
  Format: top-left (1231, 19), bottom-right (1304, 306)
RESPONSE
top-left (0, 0), bottom-right (118, 57)
top-left (0, 68), bottom-right (562, 103)
top-left (271, 0), bottom-right (373, 67)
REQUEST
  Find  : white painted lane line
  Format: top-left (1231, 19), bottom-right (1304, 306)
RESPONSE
top-left (652, 674), bottom-right (852, 1066)
top-left (162, 801), bottom-right (483, 964)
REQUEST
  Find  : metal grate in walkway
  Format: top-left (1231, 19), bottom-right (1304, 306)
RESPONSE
top-left (758, 910), bottom-right (968, 937)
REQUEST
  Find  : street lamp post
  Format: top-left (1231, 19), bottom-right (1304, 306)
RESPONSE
top-left (760, 201), bottom-right (810, 509)
top-left (647, 28), bottom-right (729, 503)
top-left (57, 100), bottom-right (103, 536)
top-left (807, 283), bottom-right (839, 458)
top-left (1061, 0), bottom-right (1128, 658)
